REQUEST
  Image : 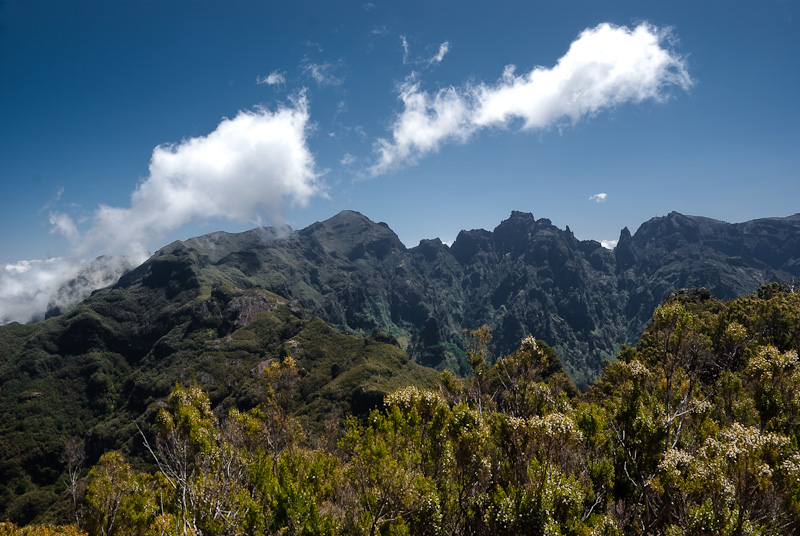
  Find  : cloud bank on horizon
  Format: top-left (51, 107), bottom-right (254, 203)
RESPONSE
top-left (0, 21), bottom-right (690, 325)
top-left (371, 23), bottom-right (691, 175)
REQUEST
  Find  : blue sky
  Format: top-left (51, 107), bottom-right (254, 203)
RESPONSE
top-left (1, 0), bottom-right (798, 323)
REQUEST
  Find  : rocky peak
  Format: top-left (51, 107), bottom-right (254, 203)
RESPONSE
top-left (301, 210), bottom-right (406, 260)
top-left (412, 238), bottom-right (449, 263)
top-left (450, 228), bottom-right (495, 265)
top-left (614, 226), bottom-right (635, 272)
top-left (492, 211), bottom-right (536, 256)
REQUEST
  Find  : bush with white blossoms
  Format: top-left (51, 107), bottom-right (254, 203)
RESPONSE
top-left (746, 345), bottom-right (798, 380)
top-left (384, 385), bottom-right (445, 416)
top-left (658, 448), bottom-right (694, 479)
top-left (622, 358), bottom-right (651, 379)
top-left (529, 412), bottom-right (583, 442)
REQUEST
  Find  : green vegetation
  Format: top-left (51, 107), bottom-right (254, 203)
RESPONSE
top-left (5, 284), bottom-right (799, 534)
top-left (0, 279), bottom-right (438, 526)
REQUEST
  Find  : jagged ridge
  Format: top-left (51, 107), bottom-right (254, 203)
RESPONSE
top-left (95, 209), bottom-right (800, 388)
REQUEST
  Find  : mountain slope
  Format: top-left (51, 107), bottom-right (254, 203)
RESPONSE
top-left (0, 273), bottom-right (440, 523)
top-left (130, 210), bottom-right (798, 388)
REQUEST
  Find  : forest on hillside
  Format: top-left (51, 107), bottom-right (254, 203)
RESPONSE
top-left (3, 283), bottom-right (799, 535)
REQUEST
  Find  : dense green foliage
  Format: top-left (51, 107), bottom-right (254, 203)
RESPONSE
top-left (10, 284), bottom-right (799, 535)
top-left (0, 279), bottom-right (438, 525)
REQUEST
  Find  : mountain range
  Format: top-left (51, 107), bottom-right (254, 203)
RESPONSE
top-left (113, 209), bottom-right (799, 387)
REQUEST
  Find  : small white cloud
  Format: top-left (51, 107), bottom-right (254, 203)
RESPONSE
top-left (304, 40), bottom-right (324, 52)
top-left (371, 22), bottom-right (691, 175)
top-left (334, 100), bottom-right (348, 121)
top-left (257, 70), bottom-right (286, 86)
top-left (302, 60), bottom-right (344, 86)
top-left (400, 35), bottom-right (410, 64)
top-left (48, 211), bottom-right (80, 244)
top-left (340, 153), bottom-right (357, 166)
top-left (589, 193), bottom-right (608, 203)
top-left (39, 186), bottom-right (64, 214)
top-left (401, 37), bottom-right (452, 66)
top-left (429, 41), bottom-right (450, 64)
top-left (600, 239), bottom-right (618, 250)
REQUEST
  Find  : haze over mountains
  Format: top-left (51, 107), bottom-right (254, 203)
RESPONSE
top-left (17, 209), bottom-right (797, 388)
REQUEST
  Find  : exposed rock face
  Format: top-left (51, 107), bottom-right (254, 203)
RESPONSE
top-left (103, 209), bottom-right (798, 388)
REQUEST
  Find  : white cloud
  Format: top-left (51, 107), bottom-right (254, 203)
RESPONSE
top-left (1, 258), bottom-right (79, 324)
top-left (302, 61), bottom-right (344, 86)
top-left (372, 77), bottom-right (475, 174)
top-left (589, 193), bottom-right (608, 202)
top-left (401, 36), bottom-right (410, 64)
top-left (472, 23), bottom-right (691, 129)
top-left (340, 153), bottom-right (357, 166)
top-left (372, 22), bottom-right (691, 175)
top-left (401, 37), bottom-right (451, 66)
top-left (0, 256), bottom-right (135, 324)
top-left (600, 239), bottom-right (618, 250)
top-left (257, 70), bottom-right (286, 86)
top-left (1, 96), bottom-right (320, 325)
top-left (80, 94), bottom-right (319, 259)
top-left (304, 40), bottom-right (324, 52)
top-left (429, 41), bottom-right (450, 64)
top-left (49, 211), bottom-right (80, 243)
top-left (334, 100), bottom-right (348, 121)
